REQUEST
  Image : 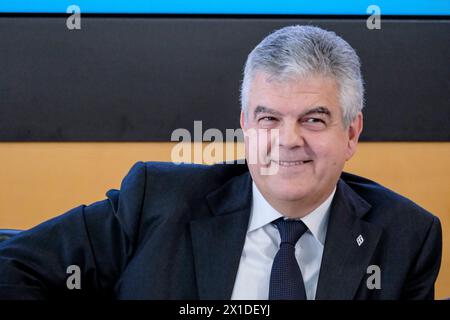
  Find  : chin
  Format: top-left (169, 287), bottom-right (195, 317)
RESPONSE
top-left (268, 183), bottom-right (310, 202)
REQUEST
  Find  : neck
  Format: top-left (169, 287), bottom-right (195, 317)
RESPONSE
top-left (261, 186), bottom-right (336, 219)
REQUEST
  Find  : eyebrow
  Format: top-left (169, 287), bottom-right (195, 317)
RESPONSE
top-left (301, 106), bottom-right (331, 118)
top-left (253, 105), bottom-right (331, 119)
top-left (253, 105), bottom-right (283, 119)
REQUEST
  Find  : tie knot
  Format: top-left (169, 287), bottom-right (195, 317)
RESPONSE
top-left (272, 217), bottom-right (308, 246)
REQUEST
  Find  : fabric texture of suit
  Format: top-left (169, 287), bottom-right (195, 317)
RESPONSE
top-left (0, 161), bottom-right (442, 299)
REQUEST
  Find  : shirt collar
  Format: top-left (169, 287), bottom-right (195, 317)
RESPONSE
top-left (248, 181), bottom-right (336, 245)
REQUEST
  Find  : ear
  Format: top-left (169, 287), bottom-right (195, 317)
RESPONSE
top-left (345, 112), bottom-right (363, 161)
top-left (240, 111), bottom-right (246, 130)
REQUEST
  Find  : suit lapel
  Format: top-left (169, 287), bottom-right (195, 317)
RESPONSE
top-left (190, 172), bottom-right (252, 299)
top-left (190, 170), bottom-right (383, 300)
top-left (315, 178), bottom-right (383, 299)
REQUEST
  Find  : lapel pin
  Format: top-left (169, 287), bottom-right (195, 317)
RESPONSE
top-left (356, 235), bottom-right (364, 246)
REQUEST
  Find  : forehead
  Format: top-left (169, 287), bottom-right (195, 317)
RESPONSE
top-left (248, 71), bottom-right (340, 112)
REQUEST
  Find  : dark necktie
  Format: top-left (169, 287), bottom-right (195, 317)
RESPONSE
top-left (269, 217), bottom-right (309, 300)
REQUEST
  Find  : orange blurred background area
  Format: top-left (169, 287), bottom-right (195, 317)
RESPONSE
top-left (0, 141), bottom-right (448, 299)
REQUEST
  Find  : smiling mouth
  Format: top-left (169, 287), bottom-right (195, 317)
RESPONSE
top-left (271, 160), bottom-right (313, 167)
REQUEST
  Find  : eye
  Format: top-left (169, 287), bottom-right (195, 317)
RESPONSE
top-left (302, 117), bottom-right (327, 130)
top-left (304, 118), bottom-right (325, 124)
top-left (258, 116), bottom-right (278, 122)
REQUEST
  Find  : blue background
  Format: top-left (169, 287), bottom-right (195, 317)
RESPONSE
top-left (0, 0), bottom-right (449, 15)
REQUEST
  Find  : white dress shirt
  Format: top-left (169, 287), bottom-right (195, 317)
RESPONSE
top-left (231, 182), bottom-right (336, 300)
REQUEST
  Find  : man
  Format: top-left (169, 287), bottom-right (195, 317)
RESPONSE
top-left (0, 25), bottom-right (442, 299)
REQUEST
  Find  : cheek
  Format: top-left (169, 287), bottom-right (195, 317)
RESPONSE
top-left (244, 129), bottom-right (272, 165)
top-left (255, 130), bottom-right (275, 160)
top-left (310, 137), bottom-right (347, 166)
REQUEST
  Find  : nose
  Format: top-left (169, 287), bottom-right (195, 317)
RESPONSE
top-left (278, 121), bottom-right (304, 149)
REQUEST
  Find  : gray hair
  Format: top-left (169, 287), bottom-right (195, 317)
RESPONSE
top-left (240, 25), bottom-right (364, 127)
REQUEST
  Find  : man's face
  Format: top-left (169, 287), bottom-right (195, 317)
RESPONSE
top-left (241, 72), bottom-right (363, 215)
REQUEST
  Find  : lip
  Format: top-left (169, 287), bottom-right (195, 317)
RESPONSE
top-left (271, 160), bottom-right (313, 167)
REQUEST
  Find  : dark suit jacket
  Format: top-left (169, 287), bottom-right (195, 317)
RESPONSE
top-left (0, 161), bottom-right (442, 299)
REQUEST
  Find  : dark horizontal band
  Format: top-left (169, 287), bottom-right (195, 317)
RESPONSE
top-left (0, 16), bottom-right (448, 141)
